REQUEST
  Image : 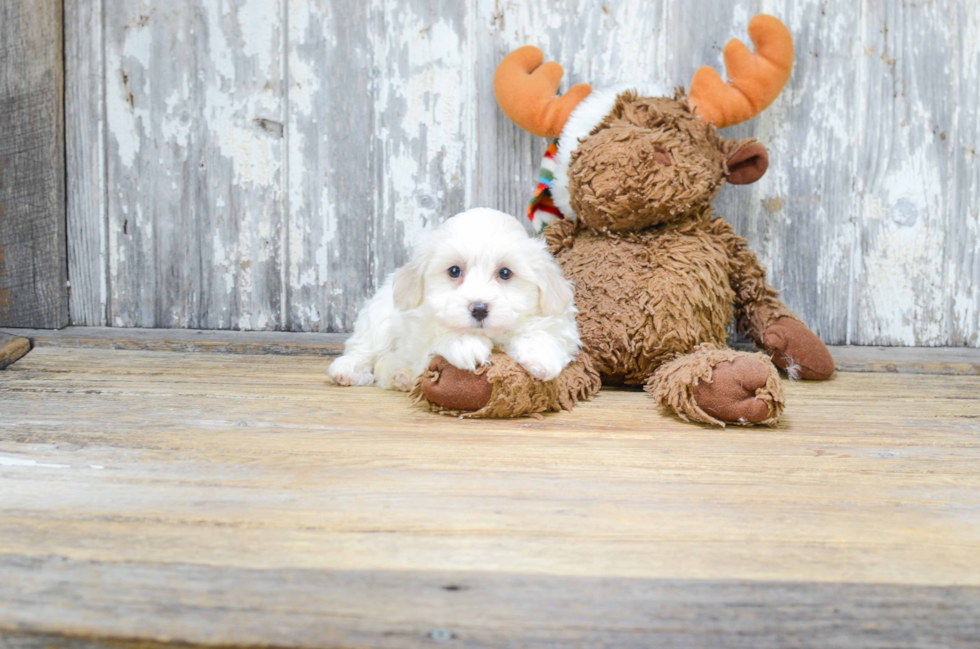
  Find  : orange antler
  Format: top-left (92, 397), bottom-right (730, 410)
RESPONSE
top-left (493, 46), bottom-right (592, 139)
top-left (688, 15), bottom-right (794, 129)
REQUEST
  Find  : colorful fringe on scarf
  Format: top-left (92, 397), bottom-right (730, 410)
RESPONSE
top-left (526, 139), bottom-right (568, 235)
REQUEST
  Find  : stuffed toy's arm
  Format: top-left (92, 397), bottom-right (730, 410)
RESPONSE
top-left (724, 229), bottom-right (835, 380)
top-left (728, 241), bottom-right (797, 346)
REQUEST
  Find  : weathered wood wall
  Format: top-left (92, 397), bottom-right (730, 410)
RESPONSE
top-left (0, 0), bottom-right (68, 328)
top-left (65, 0), bottom-right (980, 346)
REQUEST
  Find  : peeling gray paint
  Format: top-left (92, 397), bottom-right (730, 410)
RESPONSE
top-left (66, 0), bottom-right (980, 345)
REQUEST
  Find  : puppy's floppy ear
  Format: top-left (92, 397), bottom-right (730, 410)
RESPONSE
top-left (530, 243), bottom-right (574, 317)
top-left (392, 257), bottom-right (426, 311)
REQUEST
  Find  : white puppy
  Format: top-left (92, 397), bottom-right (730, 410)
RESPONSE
top-left (328, 208), bottom-right (580, 391)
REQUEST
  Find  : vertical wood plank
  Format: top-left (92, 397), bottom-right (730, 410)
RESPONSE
top-left (286, 0), bottom-right (378, 332)
top-left (949, 1), bottom-right (980, 347)
top-left (65, 0), bottom-right (108, 326)
top-left (286, 0), bottom-right (471, 332)
top-left (104, 1), bottom-right (285, 329)
top-left (0, 0), bottom-right (68, 328)
top-left (851, 0), bottom-right (952, 345)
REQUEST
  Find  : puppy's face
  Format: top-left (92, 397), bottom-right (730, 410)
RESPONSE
top-left (393, 208), bottom-right (573, 337)
top-left (423, 243), bottom-right (536, 337)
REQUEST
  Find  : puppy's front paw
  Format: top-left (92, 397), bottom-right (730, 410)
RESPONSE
top-left (507, 336), bottom-right (566, 381)
top-left (390, 372), bottom-right (413, 392)
top-left (517, 356), bottom-right (564, 381)
top-left (436, 335), bottom-right (493, 372)
top-left (327, 355), bottom-right (374, 386)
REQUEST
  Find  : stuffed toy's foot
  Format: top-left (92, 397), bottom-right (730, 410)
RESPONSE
top-left (763, 317), bottom-right (835, 380)
top-left (412, 351), bottom-right (600, 418)
top-left (416, 356), bottom-right (494, 411)
top-left (646, 344), bottom-right (784, 427)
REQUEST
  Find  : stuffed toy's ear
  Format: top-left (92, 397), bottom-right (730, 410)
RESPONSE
top-left (726, 141), bottom-right (769, 185)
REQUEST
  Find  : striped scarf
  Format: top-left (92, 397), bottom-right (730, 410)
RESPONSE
top-left (527, 139), bottom-right (571, 235)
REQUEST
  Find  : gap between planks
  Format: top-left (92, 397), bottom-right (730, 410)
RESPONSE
top-left (1, 327), bottom-right (979, 375)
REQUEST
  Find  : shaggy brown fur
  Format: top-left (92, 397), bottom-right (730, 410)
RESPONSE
top-left (649, 344), bottom-right (784, 427)
top-left (567, 93), bottom-right (732, 231)
top-left (416, 93), bottom-right (834, 425)
top-left (413, 351), bottom-right (600, 419)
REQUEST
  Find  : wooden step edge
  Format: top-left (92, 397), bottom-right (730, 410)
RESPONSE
top-left (731, 343), bottom-right (980, 376)
top-left (0, 630), bottom-right (243, 649)
top-left (2, 328), bottom-right (978, 376)
top-left (0, 327), bottom-right (345, 357)
top-left (829, 346), bottom-right (980, 377)
top-left (0, 332), bottom-right (32, 370)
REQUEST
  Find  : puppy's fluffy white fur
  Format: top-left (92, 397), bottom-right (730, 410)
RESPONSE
top-left (328, 208), bottom-right (581, 391)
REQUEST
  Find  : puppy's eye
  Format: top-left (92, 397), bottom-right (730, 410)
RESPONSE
top-left (498, 268), bottom-right (513, 281)
top-left (448, 266), bottom-right (462, 279)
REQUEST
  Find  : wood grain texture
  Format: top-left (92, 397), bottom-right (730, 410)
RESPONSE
top-left (285, 0), bottom-right (379, 331)
top-left (65, 0), bottom-right (108, 327)
top-left (64, 0), bottom-right (980, 343)
top-left (1, 347), bottom-right (979, 646)
top-left (103, 2), bottom-right (285, 329)
top-left (852, 1), bottom-right (951, 346)
top-left (0, 333), bottom-right (30, 369)
top-left (830, 344), bottom-right (980, 375)
top-left (4, 569), bottom-right (979, 649)
top-left (950, 3), bottom-right (980, 346)
top-left (0, 0), bottom-right (68, 328)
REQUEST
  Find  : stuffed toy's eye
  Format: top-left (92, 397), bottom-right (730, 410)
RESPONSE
top-left (498, 268), bottom-right (513, 280)
top-left (448, 266), bottom-right (462, 279)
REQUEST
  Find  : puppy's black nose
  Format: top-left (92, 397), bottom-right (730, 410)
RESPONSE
top-left (470, 302), bottom-right (489, 322)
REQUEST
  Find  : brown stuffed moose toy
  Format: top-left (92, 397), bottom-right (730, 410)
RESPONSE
top-left (413, 15), bottom-right (835, 426)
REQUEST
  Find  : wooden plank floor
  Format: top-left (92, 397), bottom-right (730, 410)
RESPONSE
top-left (2, 346), bottom-right (980, 647)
